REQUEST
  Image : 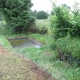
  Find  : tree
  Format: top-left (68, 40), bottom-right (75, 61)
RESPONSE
top-left (37, 11), bottom-right (48, 19)
top-left (0, 12), bottom-right (3, 21)
top-left (31, 10), bottom-right (48, 19)
top-left (0, 0), bottom-right (35, 33)
top-left (31, 10), bottom-right (38, 19)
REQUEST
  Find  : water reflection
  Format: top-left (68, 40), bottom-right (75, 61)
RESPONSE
top-left (8, 38), bottom-right (40, 49)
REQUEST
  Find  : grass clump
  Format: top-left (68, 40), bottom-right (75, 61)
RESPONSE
top-left (29, 33), bottom-right (51, 44)
top-left (0, 35), bottom-right (12, 50)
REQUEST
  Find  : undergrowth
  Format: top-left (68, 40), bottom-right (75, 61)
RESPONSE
top-left (15, 33), bottom-right (80, 80)
top-left (15, 47), bottom-right (80, 80)
top-left (54, 35), bottom-right (80, 67)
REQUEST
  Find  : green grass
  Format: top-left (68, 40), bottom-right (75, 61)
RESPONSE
top-left (0, 21), bottom-right (14, 35)
top-left (36, 19), bottom-right (50, 28)
top-left (35, 19), bottom-right (51, 35)
top-left (0, 19), bottom-right (80, 80)
top-left (0, 35), bottom-right (13, 50)
top-left (0, 21), bottom-right (7, 34)
top-left (28, 33), bottom-right (51, 44)
top-left (16, 47), bottom-right (80, 80)
top-left (14, 33), bottom-right (80, 80)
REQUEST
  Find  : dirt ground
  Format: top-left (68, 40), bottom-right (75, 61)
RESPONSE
top-left (0, 44), bottom-right (56, 80)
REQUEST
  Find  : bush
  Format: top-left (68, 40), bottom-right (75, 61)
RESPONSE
top-left (50, 2), bottom-right (80, 66)
top-left (50, 4), bottom-right (72, 39)
top-left (55, 36), bottom-right (80, 66)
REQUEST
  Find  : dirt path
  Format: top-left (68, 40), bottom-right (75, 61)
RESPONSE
top-left (0, 44), bottom-right (56, 80)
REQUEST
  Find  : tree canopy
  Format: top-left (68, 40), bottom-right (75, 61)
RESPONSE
top-left (0, 0), bottom-right (35, 33)
top-left (31, 10), bottom-right (48, 19)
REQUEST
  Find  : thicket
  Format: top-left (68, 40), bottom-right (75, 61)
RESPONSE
top-left (0, 0), bottom-right (35, 34)
top-left (51, 2), bottom-right (80, 66)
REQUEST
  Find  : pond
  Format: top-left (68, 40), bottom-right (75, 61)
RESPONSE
top-left (8, 38), bottom-right (41, 49)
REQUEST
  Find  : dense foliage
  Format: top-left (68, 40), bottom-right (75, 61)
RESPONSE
top-left (0, 0), bottom-right (35, 34)
top-left (31, 10), bottom-right (48, 19)
top-left (37, 11), bottom-right (48, 19)
top-left (69, 2), bottom-right (80, 37)
top-left (51, 2), bottom-right (80, 66)
top-left (0, 12), bottom-right (3, 21)
top-left (50, 4), bottom-right (71, 39)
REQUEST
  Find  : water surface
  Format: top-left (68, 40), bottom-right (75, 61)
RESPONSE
top-left (8, 38), bottom-right (40, 49)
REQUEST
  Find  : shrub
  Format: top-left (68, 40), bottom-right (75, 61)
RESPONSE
top-left (50, 2), bottom-right (80, 66)
top-left (55, 36), bottom-right (80, 66)
top-left (50, 4), bottom-right (72, 39)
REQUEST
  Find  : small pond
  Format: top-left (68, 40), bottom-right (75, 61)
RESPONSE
top-left (8, 38), bottom-right (40, 49)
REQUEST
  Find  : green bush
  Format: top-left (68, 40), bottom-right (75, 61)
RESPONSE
top-left (69, 12), bottom-right (80, 37)
top-left (50, 2), bottom-right (80, 66)
top-left (50, 4), bottom-right (72, 39)
top-left (54, 36), bottom-right (80, 66)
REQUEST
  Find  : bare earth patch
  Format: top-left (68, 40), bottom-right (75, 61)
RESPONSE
top-left (0, 44), bottom-right (56, 80)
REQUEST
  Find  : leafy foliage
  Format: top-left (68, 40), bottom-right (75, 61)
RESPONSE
top-left (31, 10), bottom-right (48, 19)
top-left (51, 2), bottom-right (80, 66)
top-left (37, 11), bottom-right (48, 19)
top-left (69, 2), bottom-right (80, 37)
top-left (55, 36), bottom-right (80, 66)
top-left (51, 4), bottom-right (72, 39)
top-left (0, 0), bottom-right (35, 33)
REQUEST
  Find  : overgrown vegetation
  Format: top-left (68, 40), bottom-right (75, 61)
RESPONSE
top-left (51, 2), bottom-right (80, 66)
top-left (15, 33), bottom-right (80, 80)
top-left (0, 19), bottom-right (80, 80)
top-left (0, 0), bottom-right (80, 80)
top-left (0, 35), bottom-right (12, 50)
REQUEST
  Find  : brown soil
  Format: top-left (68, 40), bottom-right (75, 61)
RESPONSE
top-left (0, 44), bottom-right (56, 80)
top-left (0, 44), bottom-right (11, 56)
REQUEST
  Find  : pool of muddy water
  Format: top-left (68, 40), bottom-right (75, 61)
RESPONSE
top-left (8, 38), bottom-right (40, 49)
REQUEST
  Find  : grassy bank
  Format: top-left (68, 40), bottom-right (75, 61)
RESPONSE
top-left (0, 19), bottom-right (80, 80)
top-left (14, 33), bottom-right (80, 80)
top-left (0, 35), bottom-right (12, 50)
top-left (35, 19), bottom-right (51, 35)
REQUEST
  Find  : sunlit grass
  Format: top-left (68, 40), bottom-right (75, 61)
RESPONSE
top-left (35, 19), bottom-right (51, 35)
top-left (0, 35), bottom-right (13, 50)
